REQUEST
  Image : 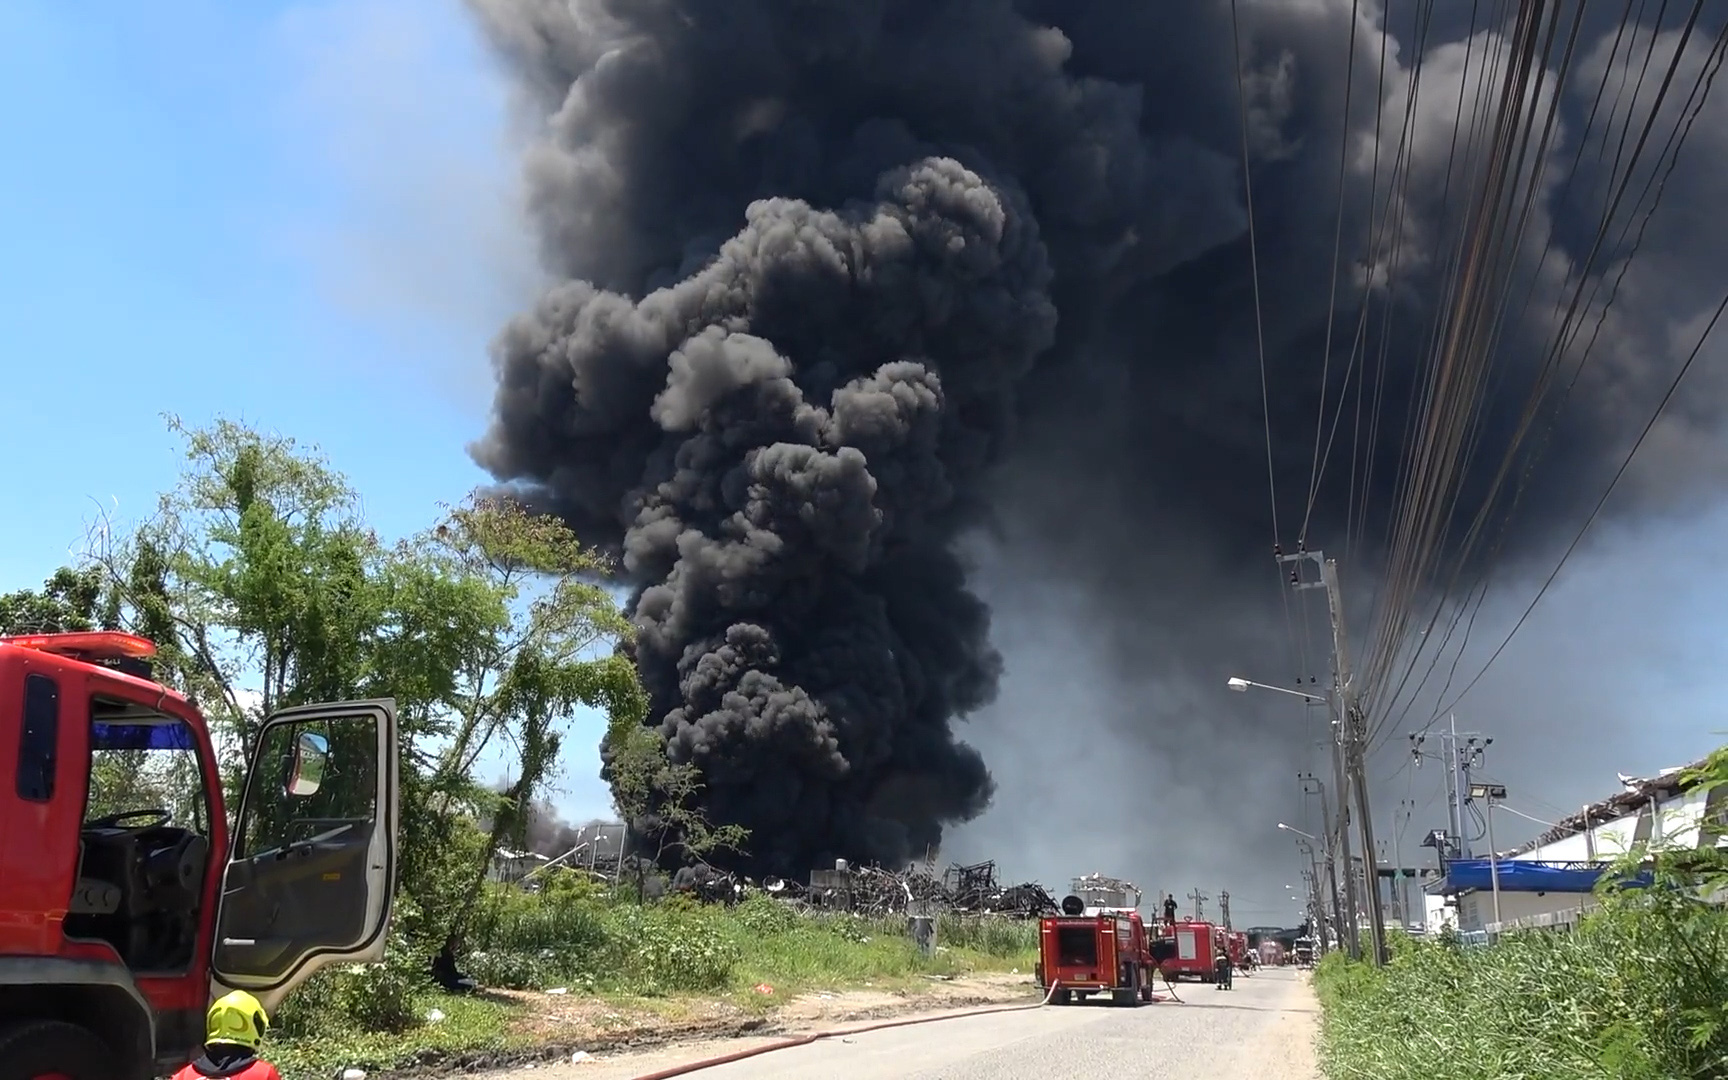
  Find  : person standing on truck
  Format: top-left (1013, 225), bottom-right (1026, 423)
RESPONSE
top-left (1163, 892), bottom-right (1178, 927)
top-left (170, 990), bottom-right (283, 1080)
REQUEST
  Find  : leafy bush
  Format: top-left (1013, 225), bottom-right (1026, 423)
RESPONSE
top-left (275, 931), bottom-right (427, 1037)
top-left (612, 903), bottom-right (740, 992)
top-left (735, 892), bottom-right (800, 935)
top-left (1316, 747), bottom-right (1728, 1079)
top-left (1315, 891), bottom-right (1728, 1079)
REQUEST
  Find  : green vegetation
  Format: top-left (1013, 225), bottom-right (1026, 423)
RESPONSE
top-left (1314, 747), bottom-right (1728, 1080)
top-left (270, 884), bottom-right (1037, 1075)
top-left (0, 415), bottom-right (1039, 1077)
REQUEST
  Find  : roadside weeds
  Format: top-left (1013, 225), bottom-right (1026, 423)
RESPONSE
top-left (274, 969), bottom-right (1040, 1078)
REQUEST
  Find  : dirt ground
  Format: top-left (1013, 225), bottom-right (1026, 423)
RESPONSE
top-left (432, 970), bottom-right (1040, 1076)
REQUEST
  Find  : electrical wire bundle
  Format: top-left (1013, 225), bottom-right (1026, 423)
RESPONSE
top-left (1230, 0), bottom-right (1728, 823)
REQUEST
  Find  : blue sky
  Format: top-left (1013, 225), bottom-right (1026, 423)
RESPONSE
top-left (4, 1), bottom-right (1726, 912)
top-left (0, 0), bottom-right (612, 818)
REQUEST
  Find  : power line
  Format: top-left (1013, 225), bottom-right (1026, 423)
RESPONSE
top-left (1434, 283), bottom-right (1728, 714)
top-left (1301, 0), bottom-right (1365, 547)
top-left (1360, 2), bottom-right (1727, 747)
top-left (1366, 2), bottom-right (1722, 748)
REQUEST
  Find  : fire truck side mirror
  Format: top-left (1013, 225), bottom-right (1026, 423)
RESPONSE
top-left (286, 731), bottom-right (330, 797)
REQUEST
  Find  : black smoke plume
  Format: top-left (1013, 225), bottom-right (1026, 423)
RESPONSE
top-left (465, 0), bottom-right (1728, 884)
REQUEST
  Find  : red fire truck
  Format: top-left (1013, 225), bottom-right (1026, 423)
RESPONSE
top-left (1159, 919), bottom-right (1228, 982)
top-left (1228, 930), bottom-right (1250, 971)
top-left (1034, 876), bottom-right (1174, 1005)
top-left (0, 631), bottom-right (400, 1079)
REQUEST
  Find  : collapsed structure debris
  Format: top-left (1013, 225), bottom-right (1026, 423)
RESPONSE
top-left (671, 861), bottom-right (744, 904)
top-left (490, 831), bottom-right (1053, 920)
top-left (803, 858), bottom-right (1057, 918)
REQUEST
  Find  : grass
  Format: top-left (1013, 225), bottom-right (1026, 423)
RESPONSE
top-left (266, 879), bottom-right (1039, 1077)
top-left (271, 990), bottom-right (521, 1077)
top-left (1312, 888), bottom-right (1728, 1080)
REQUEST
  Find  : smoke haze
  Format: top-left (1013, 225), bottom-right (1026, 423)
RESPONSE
top-left (464, 0), bottom-right (1728, 896)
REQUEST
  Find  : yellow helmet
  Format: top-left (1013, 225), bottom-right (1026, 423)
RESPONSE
top-left (206, 989), bottom-right (268, 1050)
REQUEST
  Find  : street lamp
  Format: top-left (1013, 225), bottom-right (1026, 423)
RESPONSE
top-left (1242, 676), bottom-right (1362, 960)
top-left (1227, 676), bottom-right (1324, 704)
top-left (1278, 822), bottom-right (1318, 842)
top-left (1470, 782), bottom-right (1509, 929)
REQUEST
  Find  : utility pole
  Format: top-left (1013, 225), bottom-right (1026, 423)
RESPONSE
top-left (1378, 840), bottom-right (1397, 923)
top-left (1410, 721), bottom-right (1492, 859)
top-left (1291, 840), bottom-right (1328, 951)
top-left (1456, 727), bottom-right (1491, 858)
top-left (1220, 890), bottom-right (1232, 929)
top-left (1392, 799), bottom-right (1415, 928)
top-left (1299, 772), bottom-right (1349, 951)
top-left (1322, 556), bottom-right (1388, 966)
top-left (1303, 867), bottom-right (1327, 952)
top-left (1188, 887), bottom-right (1209, 921)
top-left (1471, 782), bottom-right (1508, 929)
top-left (1283, 547), bottom-right (1383, 963)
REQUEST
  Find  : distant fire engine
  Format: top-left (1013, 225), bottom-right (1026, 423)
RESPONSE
top-left (1034, 874), bottom-right (1176, 1006)
top-left (1160, 918), bottom-right (1229, 982)
top-left (1228, 930), bottom-right (1251, 972)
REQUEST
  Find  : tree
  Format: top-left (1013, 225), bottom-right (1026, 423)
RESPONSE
top-left (413, 496), bottom-right (645, 949)
top-left (68, 415), bottom-right (647, 948)
top-left (605, 710), bottom-right (749, 901)
top-left (0, 566), bottom-right (116, 635)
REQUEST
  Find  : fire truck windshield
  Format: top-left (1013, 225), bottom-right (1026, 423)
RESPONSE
top-left (85, 715), bottom-right (207, 835)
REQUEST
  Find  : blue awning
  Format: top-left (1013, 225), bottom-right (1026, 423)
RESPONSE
top-left (1433, 859), bottom-right (1653, 894)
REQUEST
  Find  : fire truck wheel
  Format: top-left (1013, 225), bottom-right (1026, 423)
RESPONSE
top-left (0, 1019), bottom-right (117, 1080)
top-left (1052, 989), bottom-right (1072, 1005)
top-left (1110, 988), bottom-right (1136, 1007)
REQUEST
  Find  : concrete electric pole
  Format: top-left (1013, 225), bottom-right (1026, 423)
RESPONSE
top-left (1220, 890), bottom-right (1232, 929)
top-left (1299, 772), bottom-right (1349, 951)
top-left (1470, 781), bottom-right (1508, 929)
top-left (1410, 720), bottom-right (1492, 859)
top-left (1188, 888), bottom-right (1209, 921)
top-left (1282, 547), bottom-right (1385, 963)
top-left (1391, 799), bottom-right (1416, 928)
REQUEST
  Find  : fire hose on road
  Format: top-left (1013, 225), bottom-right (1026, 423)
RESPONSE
top-left (627, 976), bottom-right (1185, 1079)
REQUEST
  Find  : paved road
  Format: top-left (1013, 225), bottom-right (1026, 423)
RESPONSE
top-left (516, 968), bottom-right (1319, 1080)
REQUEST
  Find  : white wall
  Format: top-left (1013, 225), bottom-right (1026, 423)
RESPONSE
top-left (1658, 789), bottom-right (1710, 847)
top-left (1457, 786), bottom-right (1715, 931)
top-left (1457, 888), bottom-right (1596, 932)
top-left (1511, 787), bottom-right (1708, 865)
top-left (1519, 831), bottom-right (1592, 862)
top-left (1425, 892), bottom-right (1456, 934)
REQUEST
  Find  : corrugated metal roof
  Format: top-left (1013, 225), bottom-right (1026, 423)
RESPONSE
top-left (1503, 757), bottom-right (1706, 858)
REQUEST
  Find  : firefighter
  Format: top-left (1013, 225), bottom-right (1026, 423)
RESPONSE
top-left (171, 990), bottom-right (283, 1080)
top-left (1162, 893), bottom-right (1178, 927)
top-left (1213, 942), bottom-right (1233, 990)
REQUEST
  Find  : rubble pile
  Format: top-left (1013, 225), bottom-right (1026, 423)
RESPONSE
top-left (495, 844), bottom-right (1057, 920)
top-left (670, 862), bottom-right (744, 904)
top-left (799, 859), bottom-right (1059, 919)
